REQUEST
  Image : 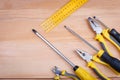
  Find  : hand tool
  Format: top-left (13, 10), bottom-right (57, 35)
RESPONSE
top-left (64, 26), bottom-right (120, 73)
top-left (76, 49), bottom-right (110, 80)
top-left (52, 66), bottom-right (60, 80)
top-left (88, 17), bottom-right (112, 54)
top-left (90, 16), bottom-right (120, 51)
top-left (52, 66), bottom-right (80, 80)
top-left (32, 29), bottom-right (96, 80)
top-left (88, 17), bottom-right (120, 54)
top-left (93, 16), bottom-right (120, 45)
top-left (40, 0), bottom-right (88, 32)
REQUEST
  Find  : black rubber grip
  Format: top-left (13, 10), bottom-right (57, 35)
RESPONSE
top-left (73, 65), bottom-right (79, 71)
top-left (100, 51), bottom-right (120, 73)
top-left (109, 29), bottom-right (120, 43)
top-left (91, 68), bottom-right (107, 80)
top-left (100, 42), bottom-right (108, 53)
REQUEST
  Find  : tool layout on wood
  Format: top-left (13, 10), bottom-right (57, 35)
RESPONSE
top-left (40, 0), bottom-right (88, 32)
top-left (32, 29), bottom-right (96, 80)
top-left (32, 16), bottom-right (120, 79)
top-left (64, 24), bottom-right (120, 74)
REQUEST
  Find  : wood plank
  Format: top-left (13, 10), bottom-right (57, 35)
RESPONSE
top-left (0, 0), bottom-right (120, 79)
top-left (0, 78), bottom-right (120, 80)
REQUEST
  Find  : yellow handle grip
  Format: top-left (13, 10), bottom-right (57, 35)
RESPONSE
top-left (97, 50), bottom-right (120, 74)
top-left (74, 66), bottom-right (97, 80)
top-left (102, 29), bottom-right (120, 50)
top-left (54, 75), bottom-right (60, 80)
top-left (93, 53), bottom-right (107, 65)
top-left (88, 61), bottom-right (110, 80)
top-left (95, 33), bottom-right (112, 56)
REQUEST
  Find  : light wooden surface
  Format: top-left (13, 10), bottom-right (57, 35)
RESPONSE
top-left (0, 0), bottom-right (120, 79)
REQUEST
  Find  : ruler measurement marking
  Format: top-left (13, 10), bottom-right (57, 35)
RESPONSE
top-left (41, 0), bottom-right (88, 32)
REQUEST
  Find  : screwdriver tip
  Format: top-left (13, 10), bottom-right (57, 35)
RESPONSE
top-left (32, 29), bottom-right (37, 33)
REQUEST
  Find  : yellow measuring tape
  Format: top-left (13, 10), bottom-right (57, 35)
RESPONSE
top-left (41, 0), bottom-right (88, 32)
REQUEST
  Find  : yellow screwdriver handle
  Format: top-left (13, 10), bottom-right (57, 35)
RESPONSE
top-left (74, 66), bottom-right (97, 80)
top-left (102, 29), bottom-right (120, 50)
top-left (88, 61), bottom-right (110, 80)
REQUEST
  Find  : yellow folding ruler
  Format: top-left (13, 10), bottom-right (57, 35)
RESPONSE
top-left (41, 0), bottom-right (88, 32)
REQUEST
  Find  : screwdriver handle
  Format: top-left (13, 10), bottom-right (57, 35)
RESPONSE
top-left (97, 50), bottom-right (120, 73)
top-left (88, 62), bottom-right (110, 80)
top-left (109, 28), bottom-right (120, 43)
top-left (102, 29), bottom-right (120, 50)
top-left (73, 66), bottom-right (97, 80)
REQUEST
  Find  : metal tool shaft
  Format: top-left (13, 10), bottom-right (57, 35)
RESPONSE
top-left (32, 29), bottom-right (75, 67)
top-left (64, 26), bottom-right (99, 52)
top-left (93, 16), bottom-right (109, 29)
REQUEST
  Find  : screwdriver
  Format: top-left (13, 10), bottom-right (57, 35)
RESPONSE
top-left (32, 29), bottom-right (96, 80)
top-left (64, 26), bottom-right (120, 73)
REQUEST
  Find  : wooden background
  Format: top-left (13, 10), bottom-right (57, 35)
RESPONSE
top-left (0, 0), bottom-right (120, 80)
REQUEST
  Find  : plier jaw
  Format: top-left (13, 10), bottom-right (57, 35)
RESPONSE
top-left (76, 49), bottom-right (92, 62)
top-left (88, 17), bottom-right (103, 34)
top-left (52, 66), bottom-right (80, 80)
top-left (52, 66), bottom-right (61, 76)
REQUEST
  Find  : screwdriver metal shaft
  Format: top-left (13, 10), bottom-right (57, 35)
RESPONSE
top-left (64, 26), bottom-right (99, 52)
top-left (32, 29), bottom-right (75, 67)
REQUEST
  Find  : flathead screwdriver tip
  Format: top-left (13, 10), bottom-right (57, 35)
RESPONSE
top-left (32, 29), bottom-right (37, 33)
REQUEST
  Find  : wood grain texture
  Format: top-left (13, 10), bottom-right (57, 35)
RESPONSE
top-left (0, 0), bottom-right (120, 79)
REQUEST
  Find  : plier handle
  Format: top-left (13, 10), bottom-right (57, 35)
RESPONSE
top-left (89, 16), bottom-right (120, 51)
top-left (93, 16), bottom-right (120, 50)
top-left (76, 49), bottom-right (110, 80)
top-left (88, 17), bottom-right (112, 55)
top-left (52, 66), bottom-right (80, 80)
top-left (88, 17), bottom-right (120, 74)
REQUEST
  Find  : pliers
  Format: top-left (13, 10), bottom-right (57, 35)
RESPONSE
top-left (88, 16), bottom-right (120, 53)
top-left (52, 66), bottom-right (80, 80)
top-left (64, 25), bottom-right (120, 75)
top-left (76, 49), bottom-right (110, 80)
top-left (93, 16), bottom-right (120, 50)
top-left (88, 17), bottom-right (120, 73)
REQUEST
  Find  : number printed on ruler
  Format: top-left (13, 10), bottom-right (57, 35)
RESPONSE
top-left (41, 0), bottom-right (88, 32)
